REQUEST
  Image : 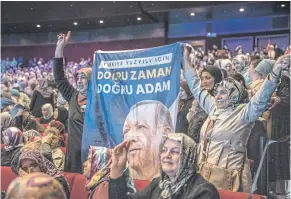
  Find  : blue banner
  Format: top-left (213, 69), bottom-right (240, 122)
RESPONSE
top-left (82, 43), bottom-right (182, 179)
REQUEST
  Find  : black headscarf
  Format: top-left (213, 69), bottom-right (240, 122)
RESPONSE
top-left (56, 107), bottom-right (68, 124)
top-left (201, 65), bottom-right (223, 85)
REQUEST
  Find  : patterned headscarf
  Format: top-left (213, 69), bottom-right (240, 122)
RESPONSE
top-left (56, 92), bottom-right (67, 107)
top-left (232, 55), bottom-right (249, 73)
top-left (41, 103), bottom-right (53, 120)
top-left (158, 133), bottom-right (197, 199)
top-left (85, 146), bottom-right (136, 193)
top-left (2, 127), bottom-right (24, 151)
top-left (48, 120), bottom-right (65, 135)
top-left (85, 146), bottom-right (112, 191)
top-left (23, 130), bottom-right (41, 144)
top-left (18, 149), bottom-right (63, 178)
top-left (5, 172), bottom-right (67, 199)
top-left (214, 77), bottom-right (245, 105)
top-left (77, 68), bottom-right (92, 81)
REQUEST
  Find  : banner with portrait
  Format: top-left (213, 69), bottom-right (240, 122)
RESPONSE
top-left (82, 42), bottom-right (182, 180)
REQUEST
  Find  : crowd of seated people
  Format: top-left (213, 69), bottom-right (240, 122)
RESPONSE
top-left (1, 37), bottom-right (290, 199)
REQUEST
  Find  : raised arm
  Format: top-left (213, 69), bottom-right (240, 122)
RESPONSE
top-left (182, 44), bottom-right (215, 115)
top-left (53, 31), bottom-right (76, 102)
top-left (241, 54), bottom-right (290, 122)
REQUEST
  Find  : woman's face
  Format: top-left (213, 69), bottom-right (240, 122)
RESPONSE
top-left (83, 159), bottom-right (91, 179)
top-left (20, 159), bottom-right (41, 174)
top-left (179, 87), bottom-right (187, 100)
top-left (41, 107), bottom-right (48, 117)
top-left (54, 108), bottom-right (58, 119)
top-left (160, 139), bottom-right (181, 178)
top-left (201, 71), bottom-right (215, 91)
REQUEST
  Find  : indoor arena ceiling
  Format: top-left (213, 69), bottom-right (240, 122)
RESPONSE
top-left (1, 1), bottom-right (290, 34)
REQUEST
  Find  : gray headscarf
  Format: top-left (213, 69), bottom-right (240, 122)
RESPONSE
top-left (158, 133), bottom-right (197, 199)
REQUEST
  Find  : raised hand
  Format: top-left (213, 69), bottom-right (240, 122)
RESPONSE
top-left (272, 54), bottom-right (290, 77)
top-left (182, 43), bottom-right (195, 72)
top-left (56, 31), bottom-right (71, 49)
top-left (55, 31), bottom-right (71, 58)
top-left (110, 141), bottom-right (131, 179)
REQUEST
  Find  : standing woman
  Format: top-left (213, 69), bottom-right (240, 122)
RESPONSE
top-left (186, 66), bottom-right (222, 143)
top-left (182, 44), bottom-right (290, 192)
top-left (30, 78), bottom-right (55, 118)
top-left (53, 31), bottom-right (92, 173)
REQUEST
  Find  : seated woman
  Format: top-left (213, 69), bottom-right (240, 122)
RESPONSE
top-left (1, 127), bottom-right (24, 166)
top-left (48, 120), bottom-right (66, 147)
top-left (5, 172), bottom-right (67, 199)
top-left (39, 103), bottom-right (54, 124)
top-left (43, 127), bottom-right (65, 171)
top-left (53, 106), bottom-right (68, 132)
top-left (14, 109), bottom-right (45, 133)
top-left (12, 149), bottom-right (70, 199)
top-left (109, 133), bottom-right (219, 199)
top-left (83, 146), bottom-right (135, 199)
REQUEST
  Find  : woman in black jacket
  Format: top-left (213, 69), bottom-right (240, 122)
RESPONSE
top-left (109, 133), bottom-right (219, 199)
top-left (30, 79), bottom-right (54, 118)
top-left (53, 31), bottom-right (91, 173)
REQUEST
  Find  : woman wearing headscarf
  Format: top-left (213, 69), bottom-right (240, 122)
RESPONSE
top-left (5, 172), bottom-right (67, 199)
top-left (39, 103), bottom-right (54, 124)
top-left (54, 31), bottom-right (93, 173)
top-left (182, 44), bottom-right (290, 192)
top-left (48, 120), bottom-right (66, 147)
top-left (84, 146), bottom-right (135, 199)
top-left (30, 78), bottom-right (54, 118)
top-left (1, 112), bottom-right (15, 132)
top-left (43, 127), bottom-right (65, 171)
top-left (186, 66), bottom-right (222, 143)
top-left (11, 149), bottom-right (70, 198)
top-left (175, 81), bottom-right (194, 134)
top-left (1, 127), bottom-right (24, 166)
top-left (54, 106), bottom-right (69, 132)
top-left (14, 109), bottom-right (45, 133)
top-left (109, 133), bottom-right (219, 199)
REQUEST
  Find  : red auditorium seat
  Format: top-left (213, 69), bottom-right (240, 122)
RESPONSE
top-left (134, 179), bottom-right (150, 191)
top-left (63, 172), bottom-right (77, 190)
top-left (218, 189), bottom-right (266, 199)
top-left (41, 124), bottom-right (48, 128)
top-left (60, 147), bottom-right (67, 154)
top-left (70, 174), bottom-right (89, 199)
top-left (0, 167), bottom-right (266, 199)
top-left (1, 166), bottom-right (17, 191)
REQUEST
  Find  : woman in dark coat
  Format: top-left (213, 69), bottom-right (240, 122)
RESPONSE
top-left (175, 81), bottom-right (194, 134)
top-left (109, 133), bottom-right (220, 199)
top-left (53, 106), bottom-right (69, 132)
top-left (30, 79), bottom-right (54, 118)
top-left (53, 31), bottom-right (91, 173)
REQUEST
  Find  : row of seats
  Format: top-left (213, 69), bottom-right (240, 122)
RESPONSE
top-left (1, 166), bottom-right (266, 199)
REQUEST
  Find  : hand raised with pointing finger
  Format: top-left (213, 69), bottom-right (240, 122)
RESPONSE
top-left (110, 141), bottom-right (131, 179)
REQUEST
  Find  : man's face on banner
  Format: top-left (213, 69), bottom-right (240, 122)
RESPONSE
top-left (123, 103), bottom-right (171, 178)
